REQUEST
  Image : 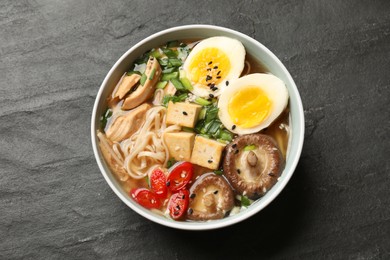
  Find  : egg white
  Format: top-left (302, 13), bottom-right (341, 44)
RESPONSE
top-left (218, 73), bottom-right (289, 135)
top-left (183, 36), bottom-right (245, 97)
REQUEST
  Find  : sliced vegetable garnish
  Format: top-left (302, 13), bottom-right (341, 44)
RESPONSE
top-left (214, 170), bottom-right (223, 175)
top-left (162, 93), bottom-right (188, 107)
top-left (150, 168), bottom-right (168, 198)
top-left (130, 188), bottom-right (161, 209)
top-left (182, 127), bottom-right (194, 133)
top-left (156, 81), bottom-right (168, 89)
top-left (244, 144), bottom-right (256, 151)
top-left (161, 72), bottom-right (179, 81)
top-left (168, 189), bottom-right (189, 220)
top-left (195, 97), bottom-right (212, 106)
top-left (162, 48), bottom-right (177, 58)
top-left (162, 67), bottom-right (176, 74)
top-left (167, 161), bottom-right (193, 192)
top-left (219, 130), bottom-right (233, 142)
top-left (126, 71), bottom-right (142, 76)
top-left (170, 78), bottom-right (186, 91)
top-left (100, 108), bottom-right (112, 130)
top-left (166, 40), bottom-right (179, 48)
top-left (240, 195), bottom-right (251, 207)
top-left (168, 58), bottom-right (182, 67)
top-left (150, 49), bottom-right (162, 58)
top-left (149, 68), bottom-right (156, 80)
top-left (158, 58), bottom-right (169, 67)
top-left (180, 77), bottom-right (193, 91)
top-left (140, 73), bottom-right (147, 85)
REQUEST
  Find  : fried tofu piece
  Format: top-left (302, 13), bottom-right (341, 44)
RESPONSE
top-left (164, 132), bottom-right (195, 161)
top-left (166, 102), bottom-right (201, 128)
top-left (190, 136), bottom-right (226, 170)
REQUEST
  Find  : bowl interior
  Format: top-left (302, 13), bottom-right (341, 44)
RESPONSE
top-left (91, 25), bottom-right (304, 230)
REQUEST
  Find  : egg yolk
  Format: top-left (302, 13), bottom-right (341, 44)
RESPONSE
top-left (228, 86), bottom-right (272, 128)
top-left (187, 47), bottom-right (230, 87)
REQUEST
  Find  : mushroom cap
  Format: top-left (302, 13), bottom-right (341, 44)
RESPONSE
top-left (223, 134), bottom-right (284, 199)
top-left (187, 173), bottom-right (234, 220)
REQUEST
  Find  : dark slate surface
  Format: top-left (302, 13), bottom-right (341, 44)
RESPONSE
top-left (1, 0), bottom-right (389, 259)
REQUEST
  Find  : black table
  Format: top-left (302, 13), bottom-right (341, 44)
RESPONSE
top-left (1, 1), bottom-right (389, 259)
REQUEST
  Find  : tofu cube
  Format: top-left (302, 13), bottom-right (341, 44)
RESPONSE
top-left (190, 136), bottom-right (226, 170)
top-left (164, 132), bottom-right (195, 161)
top-left (166, 102), bottom-right (201, 128)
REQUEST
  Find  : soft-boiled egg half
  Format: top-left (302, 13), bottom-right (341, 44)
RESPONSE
top-left (183, 37), bottom-right (245, 97)
top-left (218, 73), bottom-right (289, 135)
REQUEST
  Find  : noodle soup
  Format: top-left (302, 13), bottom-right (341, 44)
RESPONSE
top-left (97, 37), bottom-right (290, 221)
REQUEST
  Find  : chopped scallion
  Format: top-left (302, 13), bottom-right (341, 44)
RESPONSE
top-left (170, 78), bottom-right (185, 90)
top-left (182, 127), bottom-right (194, 133)
top-left (214, 170), bottom-right (223, 175)
top-left (219, 130), bottom-right (233, 142)
top-left (194, 97), bottom-right (212, 106)
top-left (244, 144), bottom-right (256, 151)
top-left (126, 71), bottom-right (141, 76)
top-left (140, 73), bottom-right (147, 85)
top-left (198, 108), bottom-right (207, 120)
top-left (162, 48), bottom-right (177, 58)
top-left (167, 40), bottom-right (179, 48)
top-left (241, 195), bottom-right (251, 207)
top-left (180, 77), bottom-right (193, 91)
top-left (161, 72), bottom-right (179, 81)
top-left (149, 68), bottom-right (156, 80)
top-left (168, 58), bottom-right (182, 67)
top-left (156, 81), bottom-right (168, 89)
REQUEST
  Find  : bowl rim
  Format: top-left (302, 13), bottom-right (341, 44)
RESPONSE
top-left (91, 24), bottom-right (304, 230)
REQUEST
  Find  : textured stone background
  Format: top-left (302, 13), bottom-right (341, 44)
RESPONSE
top-left (1, 0), bottom-right (389, 259)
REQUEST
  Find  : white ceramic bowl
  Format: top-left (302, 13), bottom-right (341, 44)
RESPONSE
top-left (91, 25), bottom-right (304, 230)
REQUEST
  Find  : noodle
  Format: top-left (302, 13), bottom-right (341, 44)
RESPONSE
top-left (118, 106), bottom-right (180, 179)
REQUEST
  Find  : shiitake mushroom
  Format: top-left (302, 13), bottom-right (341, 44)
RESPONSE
top-left (223, 134), bottom-right (284, 199)
top-left (187, 173), bottom-right (234, 220)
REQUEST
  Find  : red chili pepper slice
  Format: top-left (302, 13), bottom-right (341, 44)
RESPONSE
top-left (150, 168), bottom-right (167, 198)
top-left (168, 189), bottom-right (189, 220)
top-left (130, 188), bottom-right (161, 209)
top-left (167, 161), bottom-right (193, 192)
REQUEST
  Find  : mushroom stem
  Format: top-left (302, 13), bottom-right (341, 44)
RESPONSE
top-left (247, 151), bottom-right (258, 167)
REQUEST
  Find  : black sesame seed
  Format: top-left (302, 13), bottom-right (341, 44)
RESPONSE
top-left (217, 70), bottom-right (221, 75)
top-left (209, 83), bottom-right (215, 89)
top-left (206, 75), bottom-right (212, 81)
top-left (214, 190), bottom-right (219, 194)
top-left (208, 61), bottom-right (213, 65)
top-left (176, 205), bottom-right (181, 210)
top-left (232, 143), bottom-right (237, 148)
top-left (237, 169), bottom-right (241, 174)
top-left (213, 66), bottom-right (218, 69)
top-left (235, 149), bottom-right (239, 154)
top-left (212, 87), bottom-right (218, 91)
top-left (166, 181), bottom-right (170, 187)
top-left (232, 125), bottom-right (236, 130)
top-left (216, 76), bottom-right (221, 79)
top-left (226, 81), bottom-right (229, 86)
top-left (208, 159), bottom-right (213, 163)
top-left (188, 208), bottom-right (193, 214)
top-left (190, 193), bottom-right (196, 199)
top-left (207, 68), bottom-right (211, 71)
top-left (207, 83), bottom-right (211, 86)
top-left (209, 94), bottom-right (214, 98)
top-left (182, 111), bottom-right (188, 116)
